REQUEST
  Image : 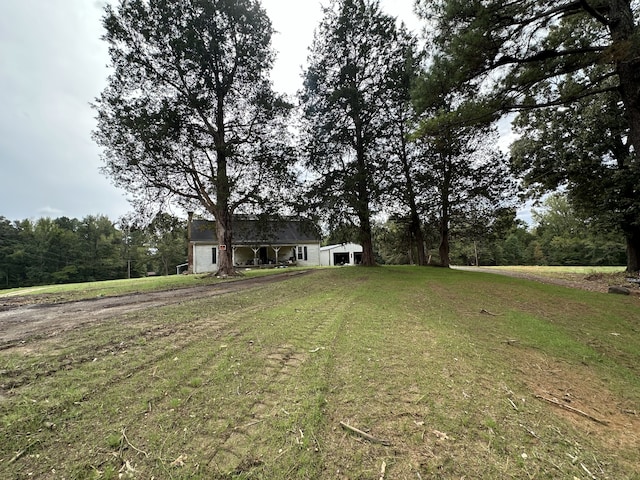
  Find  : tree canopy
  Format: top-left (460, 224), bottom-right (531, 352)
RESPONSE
top-left (299, 0), bottom-right (416, 266)
top-left (416, 0), bottom-right (640, 271)
top-left (94, 0), bottom-right (293, 275)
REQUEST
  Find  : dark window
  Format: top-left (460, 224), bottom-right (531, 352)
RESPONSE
top-left (212, 247), bottom-right (217, 264)
top-left (304, 246), bottom-right (308, 261)
top-left (297, 246), bottom-right (308, 261)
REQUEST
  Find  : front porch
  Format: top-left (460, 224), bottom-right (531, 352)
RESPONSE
top-left (232, 245), bottom-right (298, 267)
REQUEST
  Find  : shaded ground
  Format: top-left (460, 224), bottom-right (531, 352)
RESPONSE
top-left (0, 271), bottom-right (311, 349)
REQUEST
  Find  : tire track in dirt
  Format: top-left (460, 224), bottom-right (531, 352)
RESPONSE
top-left (0, 271), bottom-right (312, 349)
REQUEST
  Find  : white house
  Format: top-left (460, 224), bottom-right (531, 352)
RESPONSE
top-left (319, 243), bottom-right (363, 266)
top-left (188, 218), bottom-right (321, 274)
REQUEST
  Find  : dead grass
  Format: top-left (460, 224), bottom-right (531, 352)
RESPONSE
top-left (1, 266), bottom-right (639, 479)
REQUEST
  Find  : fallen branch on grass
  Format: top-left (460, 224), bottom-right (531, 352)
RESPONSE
top-left (534, 395), bottom-right (609, 426)
top-left (379, 460), bottom-right (387, 480)
top-left (339, 421), bottom-right (391, 446)
top-left (8, 440), bottom-right (40, 465)
top-left (480, 309), bottom-right (499, 316)
top-left (122, 427), bottom-right (149, 457)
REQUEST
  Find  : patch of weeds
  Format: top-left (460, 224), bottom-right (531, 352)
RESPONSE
top-left (106, 432), bottom-right (123, 450)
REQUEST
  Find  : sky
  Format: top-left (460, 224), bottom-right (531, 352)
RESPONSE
top-left (2, 1), bottom-right (530, 225)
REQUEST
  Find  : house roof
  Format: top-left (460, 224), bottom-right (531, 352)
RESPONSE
top-left (320, 243), bottom-right (362, 252)
top-left (190, 219), bottom-right (320, 245)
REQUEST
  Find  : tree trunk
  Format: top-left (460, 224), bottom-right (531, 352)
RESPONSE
top-left (214, 208), bottom-right (234, 276)
top-left (439, 217), bottom-right (450, 268)
top-left (609, 1), bottom-right (640, 272)
top-left (625, 227), bottom-right (640, 273)
top-left (397, 120), bottom-right (427, 266)
top-left (410, 211), bottom-right (427, 266)
top-left (354, 121), bottom-right (376, 266)
top-left (213, 93), bottom-right (236, 276)
top-left (439, 162), bottom-right (452, 268)
top-left (359, 215), bottom-right (376, 266)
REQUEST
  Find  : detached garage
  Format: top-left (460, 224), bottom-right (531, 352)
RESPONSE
top-left (320, 243), bottom-right (363, 266)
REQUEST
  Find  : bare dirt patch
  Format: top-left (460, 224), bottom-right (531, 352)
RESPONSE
top-left (517, 349), bottom-right (640, 457)
top-left (0, 271), bottom-right (311, 349)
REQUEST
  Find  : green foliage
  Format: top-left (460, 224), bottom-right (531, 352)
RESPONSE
top-left (95, 0), bottom-right (294, 275)
top-left (0, 214), bottom-right (189, 289)
top-left (300, 0), bottom-right (415, 265)
top-left (146, 213), bottom-right (187, 276)
top-left (415, 0), bottom-right (640, 270)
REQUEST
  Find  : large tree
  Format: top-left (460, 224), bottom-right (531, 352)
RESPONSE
top-left (417, 0), bottom-right (640, 271)
top-left (94, 0), bottom-right (293, 275)
top-left (419, 125), bottom-right (511, 267)
top-left (412, 54), bottom-right (515, 268)
top-left (383, 43), bottom-right (430, 266)
top-left (511, 83), bottom-right (640, 271)
top-left (299, 0), bottom-right (413, 266)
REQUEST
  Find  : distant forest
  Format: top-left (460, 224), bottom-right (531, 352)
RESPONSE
top-left (0, 213), bottom-right (186, 289)
top-left (0, 193), bottom-right (626, 290)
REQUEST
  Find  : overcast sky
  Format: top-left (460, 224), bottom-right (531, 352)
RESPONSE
top-left (0, 0), bottom-right (422, 222)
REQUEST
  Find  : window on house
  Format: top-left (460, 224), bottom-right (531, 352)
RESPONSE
top-left (297, 245), bottom-right (308, 261)
top-left (212, 247), bottom-right (217, 264)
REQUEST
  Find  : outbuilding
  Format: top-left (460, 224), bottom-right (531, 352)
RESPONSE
top-left (319, 243), bottom-right (363, 266)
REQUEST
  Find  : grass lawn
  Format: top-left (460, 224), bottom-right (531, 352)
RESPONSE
top-left (0, 267), bottom-right (305, 302)
top-left (1, 266), bottom-right (638, 479)
top-left (482, 265), bottom-right (626, 276)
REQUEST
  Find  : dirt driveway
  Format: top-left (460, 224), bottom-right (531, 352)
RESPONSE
top-left (0, 271), bottom-right (311, 349)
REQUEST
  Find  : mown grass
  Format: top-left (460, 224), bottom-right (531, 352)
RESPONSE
top-left (0, 267), bottom-right (305, 302)
top-left (482, 266), bottom-right (625, 275)
top-left (1, 266), bottom-right (638, 479)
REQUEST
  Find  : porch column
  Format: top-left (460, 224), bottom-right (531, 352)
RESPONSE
top-left (251, 247), bottom-right (260, 266)
top-left (272, 246), bottom-right (281, 265)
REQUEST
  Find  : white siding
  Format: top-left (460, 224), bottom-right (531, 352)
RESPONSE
top-left (192, 242), bottom-right (320, 273)
top-left (319, 243), bottom-right (363, 266)
top-left (296, 243), bottom-right (321, 267)
top-left (193, 244), bottom-right (217, 274)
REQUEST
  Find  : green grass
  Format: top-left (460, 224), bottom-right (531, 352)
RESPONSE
top-left (1, 266), bottom-right (639, 479)
top-left (0, 267), bottom-right (307, 302)
top-left (482, 265), bottom-right (626, 276)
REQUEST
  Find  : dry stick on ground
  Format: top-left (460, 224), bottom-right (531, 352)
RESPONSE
top-left (122, 427), bottom-right (149, 457)
top-left (480, 308), bottom-right (499, 316)
top-left (339, 421), bottom-right (392, 446)
top-left (534, 395), bottom-right (609, 426)
top-left (7, 440), bottom-right (40, 465)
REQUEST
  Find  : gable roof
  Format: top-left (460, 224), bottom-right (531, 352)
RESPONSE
top-left (190, 218), bottom-right (320, 245)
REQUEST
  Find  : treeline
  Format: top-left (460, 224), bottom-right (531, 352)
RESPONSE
top-left (1, 192), bottom-right (626, 290)
top-left (0, 214), bottom-right (186, 289)
top-left (374, 193), bottom-right (627, 267)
